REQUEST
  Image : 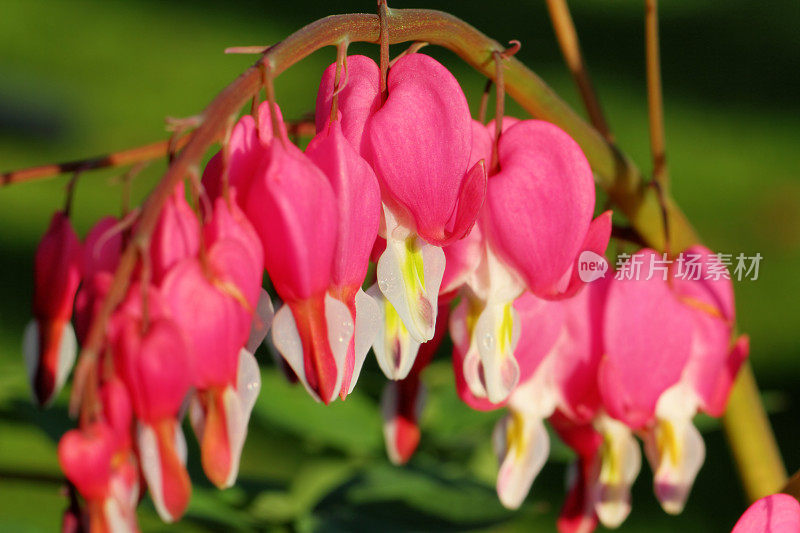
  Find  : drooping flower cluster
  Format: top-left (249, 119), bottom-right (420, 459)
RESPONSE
top-left (447, 247), bottom-right (748, 531)
top-left (23, 51), bottom-right (748, 532)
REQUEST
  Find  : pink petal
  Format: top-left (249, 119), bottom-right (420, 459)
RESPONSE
top-left (732, 494), bottom-right (800, 533)
top-left (440, 222), bottom-right (483, 298)
top-left (469, 119), bottom-right (494, 170)
top-left (113, 316), bottom-right (192, 422)
top-left (487, 116), bottom-right (522, 137)
top-left (58, 422), bottom-right (116, 500)
top-left (315, 55), bottom-right (380, 154)
top-left (704, 334), bottom-right (749, 417)
top-left (99, 378), bottom-right (133, 450)
top-left (203, 198), bottom-right (264, 309)
top-left (549, 277), bottom-right (609, 422)
top-left (33, 211), bottom-right (82, 320)
top-left (245, 140), bottom-right (337, 302)
top-left (674, 245), bottom-right (736, 321)
top-left (82, 216), bottom-right (121, 281)
top-left (160, 252), bottom-right (250, 390)
top-left (74, 272), bottom-right (112, 344)
top-left (599, 250), bottom-right (694, 428)
top-left (201, 114), bottom-right (264, 205)
top-left (555, 210), bottom-right (613, 299)
top-left (364, 53), bottom-right (477, 245)
top-left (514, 292), bottom-right (567, 384)
top-left (672, 246), bottom-right (742, 414)
top-left (306, 119), bottom-right (381, 290)
top-left (438, 161), bottom-right (487, 247)
top-left (483, 120), bottom-right (596, 299)
top-left (150, 183), bottom-right (200, 285)
top-left (257, 101), bottom-right (288, 145)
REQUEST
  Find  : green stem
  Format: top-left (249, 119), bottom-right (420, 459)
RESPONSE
top-left (65, 8), bottom-right (782, 500)
top-left (724, 363), bottom-right (787, 500)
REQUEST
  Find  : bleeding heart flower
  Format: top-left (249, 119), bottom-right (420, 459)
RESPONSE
top-left (641, 246), bottom-right (749, 515)
top-left (201, 102), bottom-right (285, 207)
top-left (447, 119), bottom-right (611, 406)
top-left (490, 280), bottom-right (606, 510)
top-left (381, 304), bottom-right (449, 465)
top-left (319, 54), bottom-right (486, 344)
top-left (161, 228), bottom-right (261, 488)
top-left (246, 120), bottom-right (352, 405)
top-left (202, 196), bottom-right (264, 308)
top-left (111, 285), bottom-right (192, 523)
top-left (74, 217), bottom-right (122, 344)
top-left (58, 380), bottom-right (139, 533)
top-left (732, 494), bottom-right (800, 533)
top-left (549, 413), bottom-right (602, 533)
top-left (23, 212), bottom-right (82, 407)
top-left (482, 119), bottom-right (611, 300)
top-left (315, 55), bottom-right (381, 155)
top-left (187, 347), bottom-right (261, 490)
top-left (150, 183), bottom-right (200, 284)
top-left (59, 422), bottom-right (116, 503)
top-left (599, 249), bottom-right (695, 429)
top-left (82, 216), bottom-right (122, 281)
top-left (306, 116), bottom-right (381, 399)
top-left (365, 54), bottom-right (486, 248)
top-left (591, 250), bottom-right (696, 527)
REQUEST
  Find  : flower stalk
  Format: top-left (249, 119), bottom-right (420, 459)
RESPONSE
top-left (545, 0), bottom-right (611, 140)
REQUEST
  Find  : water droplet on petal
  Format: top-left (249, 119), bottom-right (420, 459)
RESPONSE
top-left (482, 332), bottom-right (494, 351)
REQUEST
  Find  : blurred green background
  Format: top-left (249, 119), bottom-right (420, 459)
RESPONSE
top-left (1, 0), bottom-right (799, 531)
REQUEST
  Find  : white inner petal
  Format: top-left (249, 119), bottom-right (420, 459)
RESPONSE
top-left (593, 415), bottom-right (642, 529)
top-left (246, 289), bottom-right (275, 354)
top-left (271, 303), bottom-right (319, 402)
top-left (350, 289), bottom-right (380, 394)
top-left (22, 319), bottom-right (40, 400)
top-left (324, 292), bottom-right (353, 402)
top-left (376, 204), bottom-right (445, 343)
top-left (368, 283), bottom-right (422, 380)
top-left (474, 302), bottom-right (521, 403)
top-left (493, 412), bottom-right (550, 509)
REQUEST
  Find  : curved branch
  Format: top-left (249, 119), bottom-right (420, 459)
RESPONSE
top-left (0, 136), bottom-right (189, 186)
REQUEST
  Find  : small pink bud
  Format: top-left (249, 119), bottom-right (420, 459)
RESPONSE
top-left (150, 183), bottom-right (199, 284)
top-left (24, 212), bottom-right (82, 406)
top-left (58, 422), bottom-right (116, 501)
